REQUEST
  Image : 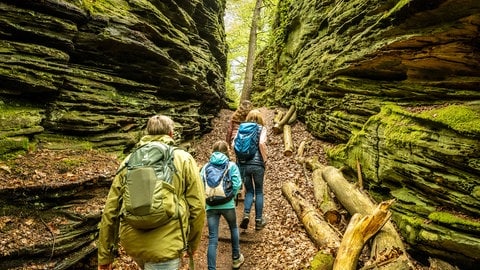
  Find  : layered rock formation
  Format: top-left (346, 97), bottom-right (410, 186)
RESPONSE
top-left (0, 0), bottom-right (227, 155)
top-left (254, 0), bottom-right (479, 268)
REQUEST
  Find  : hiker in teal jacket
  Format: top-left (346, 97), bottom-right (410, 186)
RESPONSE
top-left (97, 115), bottom-right (206, 270)
top-left (200, 140), bottom-right (244, 269)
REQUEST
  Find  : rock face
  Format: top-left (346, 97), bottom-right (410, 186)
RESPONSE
top-left (0, 0), bottom-right (227, 154)
top-left (254, 0), bottom-right (480, 268)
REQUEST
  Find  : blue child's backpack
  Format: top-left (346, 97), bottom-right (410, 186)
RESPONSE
top-left (202, 162), bottom-right (234, 206)
top-left (234, 122), bottom-right (261, 162)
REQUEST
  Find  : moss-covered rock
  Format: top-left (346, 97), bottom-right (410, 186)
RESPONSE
top-left (255, 2), bottom-right (480, 265)
top-left (327, 104), bottom-right (480, 267)
top-left (0, 0), bottom-right (228, 154)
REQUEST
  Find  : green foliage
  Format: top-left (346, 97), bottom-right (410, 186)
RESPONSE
top-left (225, 0), bottom-right (278, 98)
top-left (250, 0), bottom-right (292, 105)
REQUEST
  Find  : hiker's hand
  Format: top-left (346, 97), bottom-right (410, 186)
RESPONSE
top-left (98, 264), bottom-right (112, 270)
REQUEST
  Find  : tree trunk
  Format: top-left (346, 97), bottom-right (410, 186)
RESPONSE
top-left (281, 181), bottom-right (341, 249)
top-left (333, 199), bottom-right (395, 270)
top-left (240, 0), bottom-right (262, 101)
top-left (321, 166), bottom-right (412, 270)
top-left (283, 124), bottom-right (294, 156)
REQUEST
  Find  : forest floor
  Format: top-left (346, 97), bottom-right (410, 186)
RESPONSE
top-left (0, 107), bottom-right (432, 269)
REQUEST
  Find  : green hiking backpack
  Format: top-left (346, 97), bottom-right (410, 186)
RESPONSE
top-left (120, 141), bottom-right (180, 230)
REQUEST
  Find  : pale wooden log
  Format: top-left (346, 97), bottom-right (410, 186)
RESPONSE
top-left (305, 157), bottom-right (341, 224)
top-left (312, 169), bottom-right (341, 225)
top-left (273, 109), bottom-right (284, 125)
top-left (283, 124), bottom-right (294, 156)
top-left (281, 181), bottom-right (341, 250)
top-left (305, 156), bottom-right (325, 171)
top-left (322, 166), bottom-right (412, 270)
top-left (287, 109), bottom-right (297, 124)
top-left (273, 104), bottom-right (295, 133)
top-left (295, 140), bottom-right (306, 160)
top-left (333, 199), bottom-right (395, 270)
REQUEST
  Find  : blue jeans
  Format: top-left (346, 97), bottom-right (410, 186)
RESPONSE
top-left (207, 208), bottom-right (241, 270)
top-left (239, 164), bottom-right (265, 220)
top-left (143, 258), bottom-right (181, 270)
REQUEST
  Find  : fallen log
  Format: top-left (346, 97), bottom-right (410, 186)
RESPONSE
top-left (322, 166), bottom-right (412, 270)
top-left (312, 169), bottom-right (341, 225)
top-left (303, 157), bottom-right (341, 225)
top-left (273, 109), bottom-right (284, 126)
top-left (295, 140), bottom-right (306, 160)
top-left (281, 181), bottom-right (341, 250)
top-left (283, 124), bottom-right (294, 156)
top-left (287, 109), bottom-right (297, 125)
top-left (273, 105), bottom-right (296, 134)
top-left (305, 156), bottom-right (324, 171)
top-left (333, 199), bottom-right (395, 270)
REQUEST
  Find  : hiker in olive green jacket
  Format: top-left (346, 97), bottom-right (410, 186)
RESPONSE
top-left (97, 115), bottom-right (206, 270)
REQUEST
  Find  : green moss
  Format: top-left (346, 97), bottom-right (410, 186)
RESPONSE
top-left (0, 106), bottom-right (44, 131)
top-left (429, 211), bottom-right (480, 230)
top-left (381, 0), bottom-right (412, 19)
top-left (35, 133), bottom-right (93, 151)
top-left (0, 137), bottom-right (29, 160)
top-left (368, 105), bottom-right (430, 148)
top-left (418, 105), bottom-right (480, 134)
top-left (392, 213), bottom-right (425, 244)
top-left (58, 157), bottom-right (88, 173)
top-left (82, 0), bottom-right (131, 17)
top-left (310, 251), bottom-right (334, 270)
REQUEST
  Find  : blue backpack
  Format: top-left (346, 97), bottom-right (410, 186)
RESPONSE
top-left (202, 162), bottom-right (234, 206)
top-left (234, 122), bottom-right (261, 162)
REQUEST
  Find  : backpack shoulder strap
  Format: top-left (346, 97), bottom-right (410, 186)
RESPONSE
top-left (222, 163), bottom-right (231, 178)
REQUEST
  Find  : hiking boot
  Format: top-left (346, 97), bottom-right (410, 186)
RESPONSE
top-left (239, 213), bottom-right (249, 229)
top-left (232, 253), bottom-right (245, 269)
top-left (255, 217), bottom-right (267, 230)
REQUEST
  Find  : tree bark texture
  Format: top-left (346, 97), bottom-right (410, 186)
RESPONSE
top-left (283, 124), bottom-right (294, 156)
top-left (281, 181), bottom-right (341, 250)
top-left (321, 166), bottom-right (412, 270)
top-left (333, 199), bottom-right (394, 270)
top-left (273, 105), bottom-right (296, 134)
top-left (240, 0), bottom-right (262, 101)
top-left (311, 169), bottom-right (341, 225)
top-left (273, 109), bottom-right (284, 125)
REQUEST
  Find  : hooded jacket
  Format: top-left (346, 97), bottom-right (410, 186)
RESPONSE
top-left (97, 135), bottom-right (206, 265)
top-left (200, 152), bottom-right (242, 210)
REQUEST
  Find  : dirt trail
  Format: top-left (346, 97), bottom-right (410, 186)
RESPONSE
top-left (187, 107), bottom-right (331, 269)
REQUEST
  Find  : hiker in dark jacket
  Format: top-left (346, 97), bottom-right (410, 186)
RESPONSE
top-left (97, 115), bottom-right (206, 270)
top-left (234, 109), bottom-right (268, 231)
top-left (200, 140), bottom-right (244, 269)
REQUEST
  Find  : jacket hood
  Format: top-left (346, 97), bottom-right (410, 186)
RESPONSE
top-left (138, 135), bottom-right (175, 146)
top-left (209, 152), bottom-right (229, 166)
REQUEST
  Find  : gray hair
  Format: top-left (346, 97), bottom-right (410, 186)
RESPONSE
top-left (146, 115), bottom-right (174, 135)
